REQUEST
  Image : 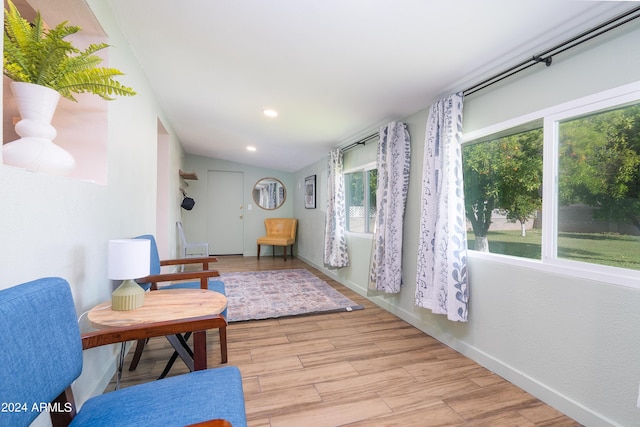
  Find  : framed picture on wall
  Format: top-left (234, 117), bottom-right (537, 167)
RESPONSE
top-left (304, 175), bottom-right (316, 209)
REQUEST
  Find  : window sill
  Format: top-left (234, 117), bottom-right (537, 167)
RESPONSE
top-left (468, 249), bottom-right (640, 289)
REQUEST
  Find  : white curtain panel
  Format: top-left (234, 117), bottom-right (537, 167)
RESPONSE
top-left (324, 149), bottom-right (350, 268)
top-left (369, 122), bottom-right (411, 293)
top-left (268, 182), bottom-right (278, 208)
top-left (259, 187), bottom-right (269, 208)
top-left (415, 92), bottom-right (470, 322)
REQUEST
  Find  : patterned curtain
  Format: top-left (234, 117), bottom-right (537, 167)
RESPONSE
top-left (267, 182), bottom-right (277, 208)
top-left (259, 187), bottom-right (269, 208)
top-left (369, 122), bottom-right (411, 293)
top-left (258, 185), bottom-right (274, 209)
top-left (324, 149), bottom-right (350, 267)
top-left (415, 92), bottom-right (469, 322)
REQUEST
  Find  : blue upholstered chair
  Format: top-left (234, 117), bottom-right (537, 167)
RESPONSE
top-left (129, 235), bottom-right (227, 375)
top-left (0, 277), bottom-right (246, 427)
top-left (133, 234), bottom-right (220, 292)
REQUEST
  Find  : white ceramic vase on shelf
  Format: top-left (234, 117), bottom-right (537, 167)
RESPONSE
top-left (2, 82), bottom-right (75, 176)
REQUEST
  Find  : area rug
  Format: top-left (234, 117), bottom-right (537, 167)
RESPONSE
top-left (220, 269), bottom-right (363, 322)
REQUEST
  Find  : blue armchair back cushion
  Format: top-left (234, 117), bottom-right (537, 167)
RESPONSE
top-left (135, 234), bottom-right (161, 275)
top-left (0, 277), bottom-right (83, 426)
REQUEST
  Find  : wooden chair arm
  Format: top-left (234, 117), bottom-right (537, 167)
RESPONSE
top-left (81, 315), bottom-right (227, 350)
top-left (186, 420), bottom-right (232, 427)
top-left (137, 269), bottom-right (220, 290)
top-left (160, 256), bottom-right (218, 270)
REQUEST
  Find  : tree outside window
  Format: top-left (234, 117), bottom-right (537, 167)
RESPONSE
top-left (557, 103), bottom-right (640, 269)
top-left (463, 128), bottom-right (543, 255)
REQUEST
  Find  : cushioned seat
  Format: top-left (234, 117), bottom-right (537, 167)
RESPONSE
top-left (257, 218), bottom-right (298, 261)
top-left (70, 367), bottom-right (245, 427)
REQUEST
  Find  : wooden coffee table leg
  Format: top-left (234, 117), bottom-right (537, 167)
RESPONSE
top-left (192, 330), bottom-right (207, 370)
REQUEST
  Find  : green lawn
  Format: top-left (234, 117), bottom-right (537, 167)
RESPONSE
top-left (467, 230), bottom-right (640, 270)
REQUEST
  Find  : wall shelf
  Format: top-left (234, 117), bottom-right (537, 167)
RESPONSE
top-left (179, 170), bottom-right (198, 180)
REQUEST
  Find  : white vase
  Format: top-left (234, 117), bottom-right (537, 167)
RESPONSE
top-left (2, 82), bottom-right (75, 176)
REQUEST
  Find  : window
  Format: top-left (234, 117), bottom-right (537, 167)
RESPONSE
top-left (463, 126), bottom-right (543, 258)
top-left (345, 167), bottom-right (377, 233)
top-left (553, 101), bottom-right (640, 271)
top-left (462, 81), bottom-right (640, 285)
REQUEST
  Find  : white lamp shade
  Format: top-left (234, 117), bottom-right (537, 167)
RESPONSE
top-left (108, 239), bottom-right (151, 280)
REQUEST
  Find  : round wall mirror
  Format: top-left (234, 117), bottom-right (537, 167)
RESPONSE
top-left (253, 177), bottom-right (286, 210)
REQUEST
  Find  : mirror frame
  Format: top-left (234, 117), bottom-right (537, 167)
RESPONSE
top-left (252, 177), bottom-right (287, 210)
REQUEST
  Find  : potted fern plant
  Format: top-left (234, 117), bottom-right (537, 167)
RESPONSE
top-left (3, 0), bottom-right (136, 175)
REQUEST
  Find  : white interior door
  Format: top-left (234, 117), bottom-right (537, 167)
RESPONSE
top-left (207, 170), bottom-right (244, 254)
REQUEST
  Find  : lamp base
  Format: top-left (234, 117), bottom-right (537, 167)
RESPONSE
top-left (112, 279), bottom-right (144, 311)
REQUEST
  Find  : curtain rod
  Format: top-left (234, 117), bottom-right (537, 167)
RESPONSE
top-left (341, 132), bottom-right (379, 153)
top-left (463, 4), bottom-right (640, 96)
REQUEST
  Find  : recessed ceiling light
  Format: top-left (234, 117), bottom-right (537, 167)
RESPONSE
top-left (246, 146), bottom-right (257, 152)
top-left (262, 109), bottom-right (278, 118)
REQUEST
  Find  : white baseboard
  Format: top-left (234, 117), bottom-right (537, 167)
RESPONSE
top-left (297, 254), bottom-right (617, 427)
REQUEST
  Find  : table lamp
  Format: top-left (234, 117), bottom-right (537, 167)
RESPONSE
top-left (108, 239), bottom-right (150, 311)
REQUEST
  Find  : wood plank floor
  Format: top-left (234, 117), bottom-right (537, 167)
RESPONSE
top-left (106, 255), bottom-right (581, 426)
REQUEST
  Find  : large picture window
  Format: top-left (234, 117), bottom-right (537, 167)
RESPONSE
top-left (344, 167), bottom-right (377, 233)
top-left (463, 81), bottom-right (640, 286)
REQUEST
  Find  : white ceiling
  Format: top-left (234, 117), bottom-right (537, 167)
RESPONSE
top-left (105, 0), bottom-right (636, 172)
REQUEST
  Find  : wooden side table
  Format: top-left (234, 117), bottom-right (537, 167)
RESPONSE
top-left (85, 289), bottom-right (227, 387)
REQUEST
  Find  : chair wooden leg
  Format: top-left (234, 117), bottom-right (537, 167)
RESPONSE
top-left (52, 387), bottom-right (76, 427)
top-left (257, 244), bottom-right (261, 259)
top-left (220, 326), bottom-right (227, 364)
top-left (128, 338), bottom-right (147, 371)
top-left (283, 245), bottom-right (287, 261)
top-left (192, 331), bottom-right (207, 371)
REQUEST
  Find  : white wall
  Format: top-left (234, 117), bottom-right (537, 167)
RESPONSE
top-left (293, 159), bottom-right (328, 266)
top-left (0, 0), bottom-right (186, 421)
top-left (295, 21), bottom-right (640, 427)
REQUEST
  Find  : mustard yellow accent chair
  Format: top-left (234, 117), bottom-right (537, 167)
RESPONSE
top-left (257, 218), bottom-right (298, 261)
